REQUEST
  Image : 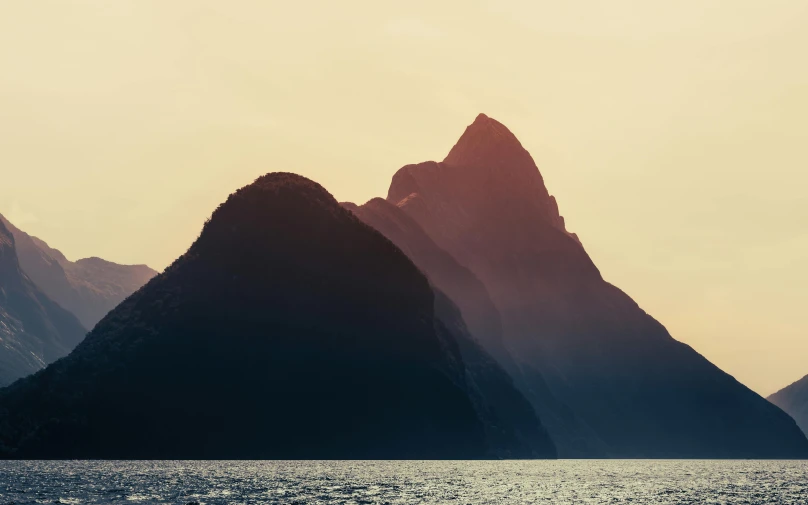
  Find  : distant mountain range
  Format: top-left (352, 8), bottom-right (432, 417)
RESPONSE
top-left (347, 113), bottom-right (808, 458)
top-left (0, 174), bottom-right (555, 459)
top-left (769, 374), bottom-right (808, 436)
top-left (0, 115), bottom-right (805, 459)
top-left (0, 220), bottom-right (86, 386)
top-left (0, 214), bottom-right (157, 329)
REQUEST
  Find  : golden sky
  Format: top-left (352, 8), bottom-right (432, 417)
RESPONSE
top-left (1, 0), bottom-right (807, 395)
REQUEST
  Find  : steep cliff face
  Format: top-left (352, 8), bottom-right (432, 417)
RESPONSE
top-left (0, 173), bottom-right (555, 459)
top-left (0, 220), bottom-right (86, 386)
top-left (0, 215), bottom-right (157, 329)
top-left (769, 374), bottom-right (808, 436)
top-left (385, 114), bottom-right (808, 458)
top-left (344, 196), bottom-right (604, 456)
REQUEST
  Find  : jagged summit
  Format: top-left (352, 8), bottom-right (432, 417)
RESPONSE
top-left (388, 114), bottom-right (577, 246)
top-left (443, 113), bottom-right (535, 173)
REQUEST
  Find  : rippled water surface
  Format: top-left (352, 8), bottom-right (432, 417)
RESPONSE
top-left (1, 460), bottom-right (807, 504)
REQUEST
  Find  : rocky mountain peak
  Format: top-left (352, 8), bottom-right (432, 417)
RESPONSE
top-left (388, 115), bottom-right (576, 243)
top-left (443, 113), bottom-right (534, 172)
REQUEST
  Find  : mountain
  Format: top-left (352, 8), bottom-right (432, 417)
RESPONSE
top-left (384, 113), bottom-right (808, 458)
top-left (0, 214), bottom-right (157, 329)
top-left (769, 374), bottom-right (808, 436)
top-left (0, 220), bottom-right (86, 386)
top-left (0, 173), bottom-right (555, 459)
top-left (343, 197), bottom-right (608, 457)
top-left (342, 198), bottom-right (511, 368)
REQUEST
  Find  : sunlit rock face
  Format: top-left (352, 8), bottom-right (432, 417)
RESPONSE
top-left (0, 173), bottom-right (555, 460)
top-left (0, 214), bottom-right (157, 330)
top-left (0, 220), bottom-right (86, 387)
top-left (385, 114), bottom-right (808, 458)
top-left (770, 374), bottom-right (808, 437)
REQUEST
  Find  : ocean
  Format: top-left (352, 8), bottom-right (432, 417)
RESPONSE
top-left (1, 460), bottom-right (806, 504)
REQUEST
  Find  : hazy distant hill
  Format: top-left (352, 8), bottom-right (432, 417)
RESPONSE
top-left (382, 113), bottom-right (808, 458)
top-left (0, 173), bottom-right (555, 459)
top-left (0, 220), bottom-right (86, 386)
top-left (0, 215), bottom-right (157, 329)
top-left (769, 374), bottom-right (808, 436)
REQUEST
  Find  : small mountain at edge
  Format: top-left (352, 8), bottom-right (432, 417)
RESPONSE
top-left (769, 374), bottom-right (808, 436)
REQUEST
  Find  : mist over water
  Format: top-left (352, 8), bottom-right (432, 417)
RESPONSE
top-left (1, 460), bottom-right (806, 504)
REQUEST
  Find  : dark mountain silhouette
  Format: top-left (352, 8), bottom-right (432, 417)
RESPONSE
top-left (343, 197), bottom-right (608, 457)
top-left (0, 220), bottom-right (86, 387)
top-left (384, 113), bottom-right (808, 458)
top-left (0, 173), bottom-right (555, 459)
top-left (0, 214), bottom-right (157, 329)
top-left (769, 374), bottom-right (808, 436)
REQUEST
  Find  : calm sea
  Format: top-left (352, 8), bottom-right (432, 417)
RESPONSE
top-left (1, 460), bottom-right (806, 504)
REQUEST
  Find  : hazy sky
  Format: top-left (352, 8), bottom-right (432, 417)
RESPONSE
top-left (1, 0), bottom-right (807, 395)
